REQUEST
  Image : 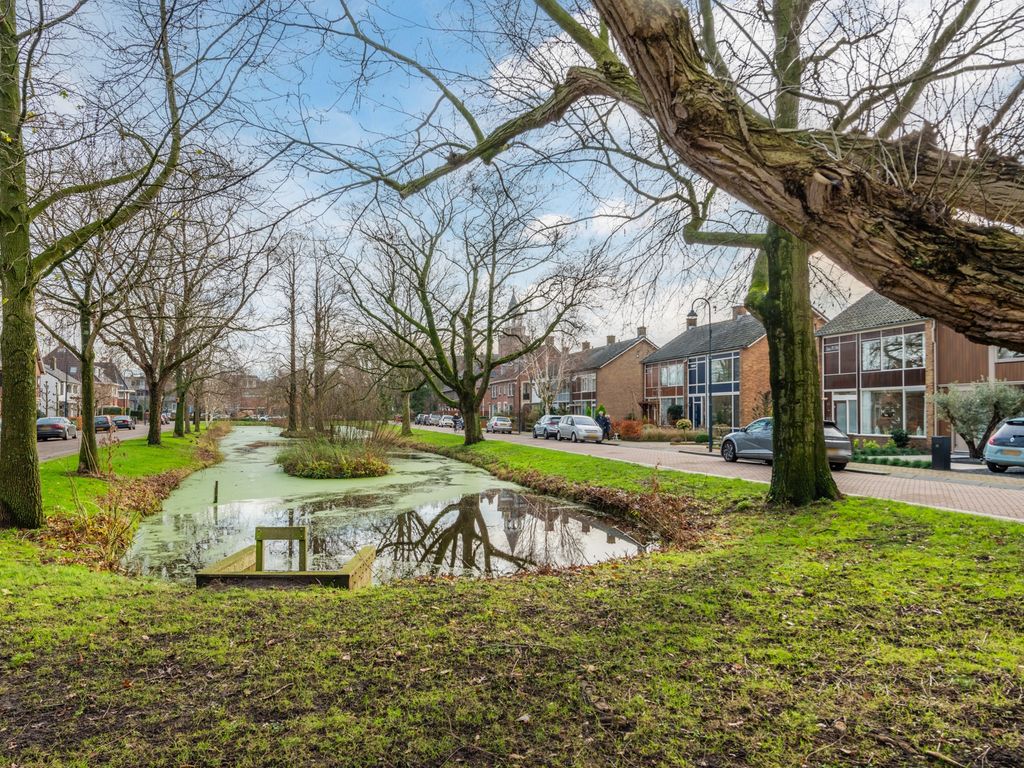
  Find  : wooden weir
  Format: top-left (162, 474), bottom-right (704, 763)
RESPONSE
top-left (196, 525), bottom-right (375, 589)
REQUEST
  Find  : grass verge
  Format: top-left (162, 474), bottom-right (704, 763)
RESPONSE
top-left (1, 429), bottom-right (1023, 766)
top-left (19, 422), bottom-right (230, 569)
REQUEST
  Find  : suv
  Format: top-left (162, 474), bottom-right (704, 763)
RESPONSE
top-left (532, 414), bottom-right (562, 439)
top-left (486, 416), bottom-right (513, 434)
top-left (984, 418), bottom-right (1024, 473)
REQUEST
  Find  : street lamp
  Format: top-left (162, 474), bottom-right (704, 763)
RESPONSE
top-left (690, 298), bottom-right (713, 454)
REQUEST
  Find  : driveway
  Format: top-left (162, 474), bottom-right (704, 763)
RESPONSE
top-left (37, 423), bottom-right (173, 462)
top-left (422, 427), bottom-right (1024, 523)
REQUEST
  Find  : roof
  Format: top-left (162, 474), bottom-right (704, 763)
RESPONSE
top-left (568, 336), bottom-right (654, 371)
top-left (816, 291), bottom-right (924, 337)
top-left (41, 364), bottom-right (81, 385)
top-left (644, 313), bottom-right (765, 364)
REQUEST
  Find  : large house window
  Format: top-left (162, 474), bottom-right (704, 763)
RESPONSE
top-left (997, 347), bottom-right (1024, 361)
top-left (861, 388), bottom-right (926, 436)
top-left (659, 363), bottom-right (684, 387)
top-left (861, 338), bottom-right (881, 371)
top-left (862, 330), bottom-right (924, 371)
top-left (578, 372), bottom-right (596, 392)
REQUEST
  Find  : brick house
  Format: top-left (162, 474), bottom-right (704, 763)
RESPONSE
top-left (641, 308), bottom-right (772, 429)
top-left (561, 328), bottom-right (657, 420)
top-left (816, 291), bottom-right (1024, 446)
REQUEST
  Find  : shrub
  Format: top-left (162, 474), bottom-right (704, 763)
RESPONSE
top-left (890, 427), bottom-right (910, 448)
top-left (694, 433), bottom-right (710, 444)
top-left (613, 419), bottom-right (643, 439)
top-left (276, 431), bottom-right (392, 479)
top-left (675, 418), bottom-right (693, 430)
top-left (666, 404), bottom-right (685, 423)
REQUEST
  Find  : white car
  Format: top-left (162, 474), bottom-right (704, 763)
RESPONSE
top-left (556, 415), bottom-right (603, 443)
top-left (438, 415), bottom-right (454, 428)
top-left (486, 416), bottom-right (513, 433)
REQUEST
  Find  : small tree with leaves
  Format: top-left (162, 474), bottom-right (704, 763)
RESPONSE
top-left (933, 382), bottom-right (1024, 459)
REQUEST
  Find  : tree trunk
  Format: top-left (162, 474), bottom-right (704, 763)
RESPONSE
top-left (401, 391), bottom-right (412, 436)
top-left (0, 11), bottom-right (41, 528)
top-left (461, 398), bottom-right (483, 445)
top-left (174, 369), bottom-right (187, 438)
top-left (0, 278), bottom-right (42, 528)
top-left (147, 379), bottom-right (164, 445)
top-left (192, 392), bottom-right (201, 433)
top-left (753, 228), bottom-right (840, 505)
top-left (287, 266), bottom-right (299, 434)
top-left (77, 310), bottom-right (100, 475)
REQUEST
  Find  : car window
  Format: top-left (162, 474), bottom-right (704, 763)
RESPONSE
top-left (575, 416), bottom-right (597, 426)
top-left (824, 425), bottom-right (847, 439)
top-left (994, 422), bottom-right (1024, 439)
top-left (746, 418), bottom-right (769, 432)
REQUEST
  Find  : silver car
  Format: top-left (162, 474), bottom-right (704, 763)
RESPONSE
top-left (486, 416), bottom-right (513, 433)
top-left (720, 417), bottom-right (852, 470)
top-left (532, 414), bottom-right (562, 439)
top-left (556, 415), bottom-right (603, 443)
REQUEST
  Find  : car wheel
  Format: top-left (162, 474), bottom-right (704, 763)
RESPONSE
top-left (721, 440), bottom-right (737, 462)
top-left (571, 432), bottom-right (578, 443)
top-left (62, 430), bottom-right (69, 440)
top-left (987, 462), bottom-right (1008, 473)
top-left (830, 462), bottom-right (847, 471)
top-left (596, 439), bottom-right (602, 445)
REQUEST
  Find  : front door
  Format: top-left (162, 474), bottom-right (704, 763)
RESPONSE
top-left (832, 394), bottom-right (857, 435)
top-left (688, 397), bottom-right (704, 431)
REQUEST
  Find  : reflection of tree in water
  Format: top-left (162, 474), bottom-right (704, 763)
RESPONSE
top-left (375, 494), bottom-right (534, 577)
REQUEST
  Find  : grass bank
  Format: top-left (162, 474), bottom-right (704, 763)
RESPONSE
top-left (21, 423), bottom-right (230, 569)
top-left (2, 431), bottom-right (1023, 766)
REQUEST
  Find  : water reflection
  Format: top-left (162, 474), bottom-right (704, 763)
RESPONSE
top-left (128, 489), bottom-right (641, 583)
top-left (124, 427), bottom-right (644, 584)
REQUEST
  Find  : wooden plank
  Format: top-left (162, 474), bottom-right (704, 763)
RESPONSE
top-left (198, 545), bottom-right (257, 576)
top-left (339, 546), bottom-right (376, 590)
top-left (254, 525), bottom-right (307, 541)
top-left (255, 526), bottom-right (308, 571)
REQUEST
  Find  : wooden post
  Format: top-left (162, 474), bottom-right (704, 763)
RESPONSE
top-left (213, 480), bottom-right (219, 504)
top-left (255, 525), bottom-right (308, 572)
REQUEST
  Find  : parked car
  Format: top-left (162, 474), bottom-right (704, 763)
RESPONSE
top-left (95, 415), bottom-right (116, 433)
top-left (112, 415), bottom-right (135, 430)
top-left (532, 414), bottom-right (562, 439)
top-left (427, 414), bottom-right (441, 426)
top-left (720, 417), bottom-right (852, 470)
top-left (36, 416), bottom-right (77, 441)
top-left (556, 415), bottom-right (603, 443)
top-left (984, 417), bottom-right (1024, 473)
top-left (438, 415), bottom-right (454, 428)
top-left (486, 416), bottom-right (513, 434)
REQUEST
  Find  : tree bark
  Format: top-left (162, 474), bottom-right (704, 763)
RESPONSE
top-left (461, 397), bottom-right (483, 445)
top-left (147, 379), bottom-right (164, 445)
top-left (401, 391), bottom-right (412, 436)
top-left (287, 278), bottom-right (299, 433)
top-left (174, 369), bottom-right (187, 438)
top-left (77, 306), bottom-right (100, 475)
top-left (192, 391), bottom-right (201, 433)
top-left (752, 229), bottom-right (840, 505)
top-left (0, 277), bottom-right (43, 528)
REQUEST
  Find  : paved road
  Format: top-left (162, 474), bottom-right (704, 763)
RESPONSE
top-left (420, 427), bottom-right (1024, 523)
top-left (37, 423), bottom-right (173, 461)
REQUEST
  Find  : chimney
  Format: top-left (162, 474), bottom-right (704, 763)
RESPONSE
top-left (582, 341), bottom-right (591, 351)
top-left (686, 309), bottom-right (698, 329)
top-left (732, 305), bottom-right (748, 319)
top-left (606, 335), bottom-right (616, 345)
top-left (637, 326), bottom-right (647, 338)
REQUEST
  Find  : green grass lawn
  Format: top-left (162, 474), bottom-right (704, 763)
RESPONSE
top-left (2, 432), bottom-right (1023, 766)
top-left (38, 434), bottom-right (208, 516)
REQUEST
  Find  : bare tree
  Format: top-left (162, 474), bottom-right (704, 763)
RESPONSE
top-left (341, 179), bottom-right (609, 444)
top-left (0, 0), bottom-right (282, 528)
top-left (108, 184), bottom-right (276, 445)
top-left (279, 0), bottom-right (1024, 505)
